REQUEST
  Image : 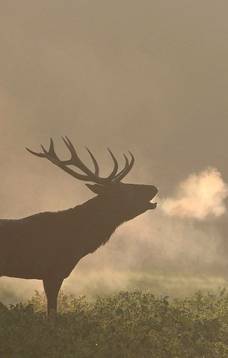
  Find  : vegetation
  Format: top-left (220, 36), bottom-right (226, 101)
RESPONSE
top-left (1, 289), bottom-right (228, 357)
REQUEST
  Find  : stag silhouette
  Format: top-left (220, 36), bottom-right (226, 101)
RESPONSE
top-left (0, 137), bottom-right (158, 315)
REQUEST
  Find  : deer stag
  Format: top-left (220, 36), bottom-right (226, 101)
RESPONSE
top-left (0, 137), bottom-right (158, 316)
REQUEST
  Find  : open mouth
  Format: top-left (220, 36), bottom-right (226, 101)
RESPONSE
top-left (148, 194), bottom-right (158, 209)
top-left (148, 201), bottom-right (157, 209)
top-left (149, 202), bottom-right (157, 209)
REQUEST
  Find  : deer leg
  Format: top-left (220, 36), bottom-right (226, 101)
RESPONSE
top-left (43, 277), bottom-right (63, 317)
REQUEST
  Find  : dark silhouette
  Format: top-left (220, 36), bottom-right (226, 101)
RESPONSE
top-left (0, 137), bottom-right (158, 315)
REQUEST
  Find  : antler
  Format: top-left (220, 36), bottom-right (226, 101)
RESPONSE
top-left (26, 137), bottom-right (134, 184)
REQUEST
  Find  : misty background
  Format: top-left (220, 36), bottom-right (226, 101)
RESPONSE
top-left (1, 0), bottom-right (228, 303)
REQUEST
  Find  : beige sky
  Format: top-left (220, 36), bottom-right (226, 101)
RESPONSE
top-left (1, 1), bottom-right (228, 301)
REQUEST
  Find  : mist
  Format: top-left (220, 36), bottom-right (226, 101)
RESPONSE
top-left (162, 168), bottom-right (228, 220)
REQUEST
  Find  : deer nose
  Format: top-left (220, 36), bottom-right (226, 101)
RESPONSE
top-left (150, 185), bottom-right (158, 194)
top-left (154, 186), bottom-right (159, 194)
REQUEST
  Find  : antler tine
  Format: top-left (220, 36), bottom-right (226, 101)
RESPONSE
top-left (62, 136), bottom-right (96, 177)
top-left (40, 145), bottom-right (48, 154)
top-left (26, 147), bottom-right (46, 158)
top-left (85, 147), bottom-right (99, 176)
top-left (128, 151), bottom-right (135, 164)
top-left (112, 153), bottom-right (129, 181)
top-left (48, 138), bottom-right (55, 156)
top-left (61, 136), bottom-right (77, 160)
top-left (62, 136), bottom-right (86, 166)
top-left (112, 151), bottom-right (135, 182)
top-left (40, 138), bottom-right (61, 162)
top-left (26, 139), bottom-right (52, 158)
top-left (107, 149), bottom-right (119, 179)
top-left (62, 136), bottom-right (78, 157)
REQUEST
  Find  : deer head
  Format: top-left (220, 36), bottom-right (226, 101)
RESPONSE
top-left (26, 137), bottom-right (158, 220)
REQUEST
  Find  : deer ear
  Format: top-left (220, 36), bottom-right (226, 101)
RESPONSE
top-left (86, 184), bottom-right (106, 195)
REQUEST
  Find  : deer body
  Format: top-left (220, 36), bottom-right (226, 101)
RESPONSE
top-left (0, 137), bottom-right (158, 315)
top-left (0, 198), bottom-right (123, 280)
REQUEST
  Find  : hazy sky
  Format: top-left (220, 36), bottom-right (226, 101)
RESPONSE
top-left (1, 1), bottom-right (228, 301)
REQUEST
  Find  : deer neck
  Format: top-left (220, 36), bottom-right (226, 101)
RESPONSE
top-left (72, 195), bottom-right (126, 235)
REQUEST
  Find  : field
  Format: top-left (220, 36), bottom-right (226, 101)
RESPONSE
top-left (1, 290), bottom-right (228, 358)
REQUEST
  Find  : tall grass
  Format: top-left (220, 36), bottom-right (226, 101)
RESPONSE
top-left (1, 290), bottom-right (228, 357)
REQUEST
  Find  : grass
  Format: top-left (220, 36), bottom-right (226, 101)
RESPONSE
top-left (1, 290), bottom-right (228, 357)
